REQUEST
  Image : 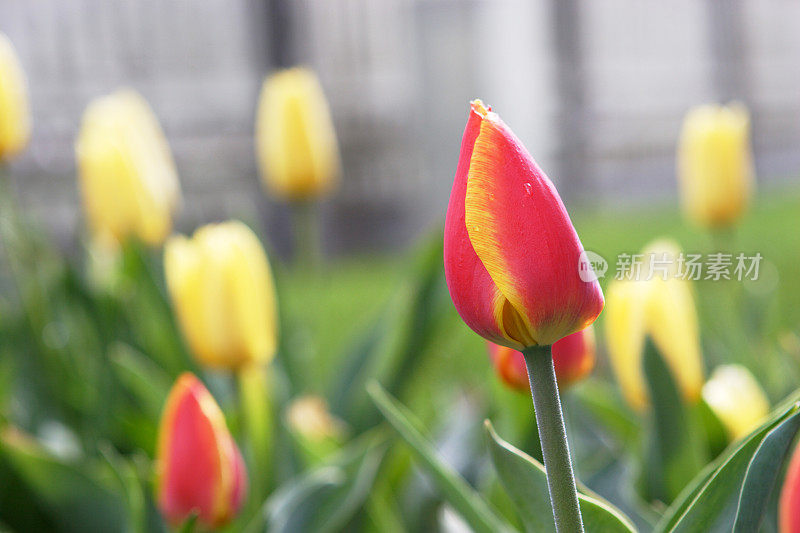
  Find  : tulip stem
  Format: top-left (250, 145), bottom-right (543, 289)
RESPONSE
top-left (522, 344), bottom-right (584, 533)
top-left (292, 201), bottom-right (320, 270)
top-left (238, 364), bottom-right (273, 508)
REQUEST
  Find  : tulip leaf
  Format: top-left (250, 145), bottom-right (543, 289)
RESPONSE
top-left (655, 399), bottom-right (800, 532)
top-left (119, 241), bottom-right (193, 377)
top-left (98, 444), bottom-right (146, 533)
top-left (260, 467), bottom-right (343, 533)
top-left (0, 428), bottom-right (129, 532)
top-left (109, 342), bottom-right (171, 418)
top-left (642, 338), bottom-right (706, 503)
top-left (381, 232), bottom-right (450, 398)
top-left (308, 436), bottom-right (387, 533)
top-left (695, 398), bottom-right (728, 460)
top-left (571, 379), bottom-right (639, 446)
top-left (485, 421), bottom-right (638, 533)
top-left (258, 432), bottom-right (386, 533)
top-left (732, 410), bottom-right (800, 532)
top-left (328, 304), bottom-right (393, 425)
top-left (367, 382), bottom-right (515, 533)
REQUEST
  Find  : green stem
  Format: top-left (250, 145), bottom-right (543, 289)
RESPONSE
top-left (237, 364), bottom-right (273, 509)
top-left (522, 344), bottom-right (583, 533)
top-left (291, 201), bottom-right (320, 270)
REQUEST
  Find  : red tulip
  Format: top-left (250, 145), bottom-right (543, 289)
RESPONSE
top-left (444, 100), bottom-right (603, 350)
top-left (781, 441), bottom-right (800, 532)
top-left (488, 326), bottom-right (596, 391)
top-left (156, 373), bottom-right (247, 528)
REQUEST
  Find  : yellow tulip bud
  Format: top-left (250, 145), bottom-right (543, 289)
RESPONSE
top-left (702, 364), bottom-right (769, 441)
top-left (255, 68), bottom-right (340, 201)
top-left (677, 104), bottom-right (754, 228)
top-left (76, 89), bottom-right (181, 246)
top-left (164, 221), bottom-right (277, 370)
top-left (287, 395), bottom-right (345, 442)
top-left (0, 33), bottom-right (31, 161)
top-left (604, 279), bottom-right (649, 410)
top-left (604, 240), bottom-right (704, 410)
top-left (286, 395), bottom-right (345, 465)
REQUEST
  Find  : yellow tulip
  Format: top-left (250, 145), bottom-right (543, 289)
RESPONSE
top-left (286, 395), bottom-right (345, 465)
top-left (286, 395), bottom-right (345, 442)
top-left (76, 89), bottom-right (181, 246)
top-left (677, 104), bottom-right (754, 228)
top-left (702, 364), bottom-right (769, 441)
top-left (164, 221), bottom-right (277, 370)
top-left (255, 68), bottom-right (340, 201)
top-left (604, 279), bottom-right (649, 410)
top-left (604, 240), bottom-right (704, 410)
top-left (0, 33), bottom-right (31, 161)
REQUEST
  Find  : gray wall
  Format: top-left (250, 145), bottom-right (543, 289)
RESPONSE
top-left (2, 0), bottom-right (799, 254)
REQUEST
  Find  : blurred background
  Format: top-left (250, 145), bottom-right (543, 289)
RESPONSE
top-left (2, 2), bottom-right (800, 531)
top-left (2, 0), bottom-right (799, 256)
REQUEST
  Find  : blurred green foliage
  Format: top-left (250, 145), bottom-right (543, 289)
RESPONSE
top-left (0, 182), bottom-right (799, 531)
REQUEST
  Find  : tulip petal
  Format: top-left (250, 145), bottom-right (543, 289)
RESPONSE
top-left (487, 342), bottom-right (529, 392)
top-left (604, 280), bottom-right (649, 411)
top-left (0, 34), bottom-right (31, 160)
top-left (444, 102), bottom-right (509, 347)
top-left (464, 108), bottom-right (603, 346)
top-left (224, 222), bottom-right (278, 365)
top-left (646, 277), bottom-right (704, 403)
top-left (781, 442), bottom-right (800, 533)
top-left (552, 326), bottom-right (596, 386)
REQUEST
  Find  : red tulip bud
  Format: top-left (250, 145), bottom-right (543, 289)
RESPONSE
top-left (781, 441), bottom-right (800, 532)
top-left (488, 326), bottom-right (596, 391)
top-left (156, 373), bottom-right (247, 528)
top-left (444, 100), bottom-right (603, 350)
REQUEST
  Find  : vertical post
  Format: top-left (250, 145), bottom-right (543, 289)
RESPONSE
top-left (705, 0), bottom-right (750, 103)
top-left (268, 0), bottom-right (295, 68)
top-left (549, 0), bottom-right (588, 204)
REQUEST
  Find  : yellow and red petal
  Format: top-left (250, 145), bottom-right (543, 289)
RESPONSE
top-left (156, 373), bottom-right (245, 528)
top-left (445, 100), bottom-right (603, 349)
top-left (463, 105), bottom-right (603, 347)
top-left (444, 101), bottom-right (509, 347)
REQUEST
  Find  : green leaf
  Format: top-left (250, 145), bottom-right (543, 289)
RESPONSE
top-left (571, 379), bottom-right (639, 447)
top-left (656, 400), bottom-right (800, 532)
top-left (367, 382), bottom-right (514, 533)
top-left (260, 432), bottom-right (387, 533)
top-left (177, 512), bottom-right (199, 533)
top-left (642, 339), bottom-right (706, 503)
top-left (109, 342), bottom-right (171, 418)
top-left (260, 467), bottom-right (342, 533)
top-left (382, 232), bottom-right (450, 398)
top-left (485, 421), bottom-right (638, 533)
top-left (695, 398), bottom-right (728, 460)
top-left (119, 241), bottom-right (193, 377)
top-left (327, 304), bottom-right (393, 424)
top-left (0, 428), bottom-right (129, 532)
top-left (732, 410), bottom-right (800, 532)
top-left (99, 444), bottom-right (146, 533)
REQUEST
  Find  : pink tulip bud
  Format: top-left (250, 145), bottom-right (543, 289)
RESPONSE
top-left (488, 326), bottom-right (596, 391)
top-left (156, 373), bottom-right (247, 528)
